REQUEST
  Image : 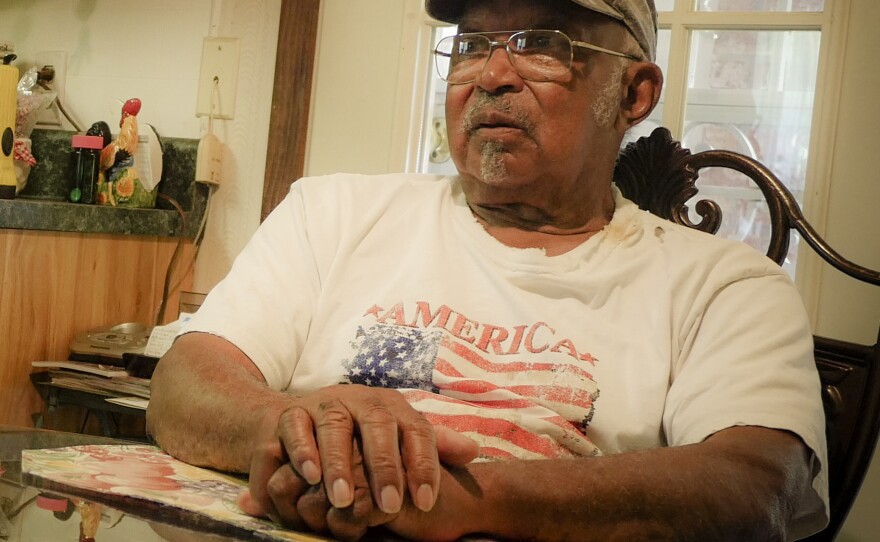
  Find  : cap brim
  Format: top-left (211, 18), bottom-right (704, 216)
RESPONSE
top-left (425, 0), bottom-right (624, 24)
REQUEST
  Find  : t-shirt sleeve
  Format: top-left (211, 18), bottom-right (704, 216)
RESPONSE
top-left (664, 271), bottom-right (829, 539)
top-left (178, 184), bottom-right (321, 391)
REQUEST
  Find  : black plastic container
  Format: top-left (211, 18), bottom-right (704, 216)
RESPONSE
top-left (69, 134), bottom-right (103, 203)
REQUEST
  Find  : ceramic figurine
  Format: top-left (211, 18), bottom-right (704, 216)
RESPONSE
top-left (96, 98), bottom-right (157, 207)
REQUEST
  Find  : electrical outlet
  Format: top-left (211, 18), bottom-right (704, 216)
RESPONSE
top-left (196, 37), bottom-right (240, 120)
top-left (35, 50), bottom-right (68, 127)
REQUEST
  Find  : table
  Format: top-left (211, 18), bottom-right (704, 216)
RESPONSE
top-left (0, 425), bottom-right (417, 542)
top-left (0, 425), bottom-right (310, 541)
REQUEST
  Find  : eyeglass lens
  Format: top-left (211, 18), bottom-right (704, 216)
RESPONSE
top-left (435, 30), bottom-right (574, 84)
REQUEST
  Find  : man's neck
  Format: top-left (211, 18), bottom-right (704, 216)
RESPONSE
top-left (467, 197), bottom-right (614, 256)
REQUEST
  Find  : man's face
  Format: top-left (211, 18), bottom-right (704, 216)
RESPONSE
top-left (445, 0), bottom-right (630, 215)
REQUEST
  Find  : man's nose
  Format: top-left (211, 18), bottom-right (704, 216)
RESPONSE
top-left (475, 47), bottom-right (524, 93)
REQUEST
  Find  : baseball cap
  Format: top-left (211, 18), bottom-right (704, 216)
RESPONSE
top-left (425, 0), bottom-right (658, 61)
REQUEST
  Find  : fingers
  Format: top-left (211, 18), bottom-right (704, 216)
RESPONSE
top-left (357, 398), bottom-right (405, 514)
top-left (398, 413), bottom-right (441, 512)
top-left (242, 439), bottom-right (286, 521)
top-left (284, 386), bottom-right (437, 514)
top-left (268, 386), bottom-right (462, 520)
top-left (435, 425), bottom-right (480, 467)
top-left (300, 439), bottom-right (389, 541)
top-left (266, 465), bottom-right (310, 530)
top-left (241, 439), bottom-right (312, 529)
top-left (276, 406), bottom-right (322, 484)
top-left (311, 398), bottom-right (356, 509)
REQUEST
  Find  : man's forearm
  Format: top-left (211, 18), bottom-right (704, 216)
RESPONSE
top-left (398, 426), bottom-right (810, 541)
top-left (146, 333), bottom-right (292, 473)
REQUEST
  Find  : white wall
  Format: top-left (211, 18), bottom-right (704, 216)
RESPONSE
top-left (306, 0), bottom-right (436, 177)
top-left (0, 0), bottom-right (280, 294)
top-left (306, 0), bottom-right (413, 177)
top-left (0, 0), bottom-right (208, 138)
top-left (809, 1), bottom-right (880, 346)
top-left (189, 1), bottom-right (280, 291)
top-left (820, 3), bottom-right (880, 539)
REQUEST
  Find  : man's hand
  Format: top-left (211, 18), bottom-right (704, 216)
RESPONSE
top-left (239, 437), bottom-right (386, 540)
top-left (239, 384), bottom-right (478, 536)
top-left (240, 431), bottom-right (479, 541)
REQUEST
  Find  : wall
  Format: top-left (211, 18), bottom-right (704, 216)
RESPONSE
top-left (189, 0), bottom-right (280, 290)
top-left (305, 0), bottom-right (412, 177)
top-left (0, 0), bottom-right (280, 293)
top-left (0, 1), bottom-right (209, 138)
top-left (821, 2), bottom-right (880, 539)
top-left (809, 1), bottom-right (880, 345)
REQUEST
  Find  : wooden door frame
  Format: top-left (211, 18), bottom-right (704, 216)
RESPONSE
top-left (261, 0), bottom-right (321, 221)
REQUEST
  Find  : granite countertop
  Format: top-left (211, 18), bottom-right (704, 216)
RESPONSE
top-left (0, 130), bottom-right (207, 239)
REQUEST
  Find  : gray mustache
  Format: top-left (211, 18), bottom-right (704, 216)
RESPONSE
top-left (461, 91), bottom-right (536, 138)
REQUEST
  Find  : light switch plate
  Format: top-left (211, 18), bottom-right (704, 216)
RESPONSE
top-left (196, 37), bottom-right (240, 120)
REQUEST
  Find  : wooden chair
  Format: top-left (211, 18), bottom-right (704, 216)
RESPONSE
top-left (613, 127), bottom-right (880, 541)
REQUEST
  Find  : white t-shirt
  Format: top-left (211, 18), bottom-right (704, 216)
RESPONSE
top-left (183, 173), bottom-right (828, 538)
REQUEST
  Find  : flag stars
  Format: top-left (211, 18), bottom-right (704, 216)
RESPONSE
top-left (342, 323), bottom-right (441, 393)
top-left (364, 305), bottom-right (384, 318)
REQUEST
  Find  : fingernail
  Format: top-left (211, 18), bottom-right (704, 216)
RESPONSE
top-left (415, 483), bottom-right (434, 512)
top-left (379, 485), bottom-right (402, 514)
top-left (301, 460), bottom-right (321, 485)
top-left (332, 478), bottom-right (352, 508)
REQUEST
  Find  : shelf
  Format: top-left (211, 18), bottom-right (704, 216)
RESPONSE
top-left (0, 129), bottom-right (205, 239)
top-left (0, 194), bottom-right (206, 238)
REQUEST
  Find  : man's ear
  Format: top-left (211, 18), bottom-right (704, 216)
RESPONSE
top-left (617, 62), bottom-right (663, 129)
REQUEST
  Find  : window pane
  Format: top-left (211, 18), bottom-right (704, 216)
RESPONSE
top-left (423, 26), bottom-right (459, 176)
top-left (655, 0), bottom-right (675, 11)
top-left (696, 0), bottom-right (824, 12)
top-left (682, 29), bottom-right (821, 275)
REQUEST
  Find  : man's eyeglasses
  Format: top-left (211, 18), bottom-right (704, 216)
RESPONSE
top-left (434, 29), bottom-right (638, 85)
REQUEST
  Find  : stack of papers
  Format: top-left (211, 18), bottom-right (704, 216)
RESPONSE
top-left (32, 360), bottom-right (128, 378)
top-left (32, 361), bottom-right (151, 410)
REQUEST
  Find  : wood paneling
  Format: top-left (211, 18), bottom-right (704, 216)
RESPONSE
top-left (261, 0), bottom-right (321, 221)
top-left (0, 229), bottom-right (192, 427)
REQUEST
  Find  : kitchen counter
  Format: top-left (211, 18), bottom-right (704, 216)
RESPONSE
top-left (0, 130), bottom-right (207, 239)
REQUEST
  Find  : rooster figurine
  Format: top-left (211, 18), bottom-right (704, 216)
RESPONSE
top-left (97, 98), bottom-right (154, 206)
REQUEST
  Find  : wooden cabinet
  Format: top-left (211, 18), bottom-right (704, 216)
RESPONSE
top-left (0, 229), bottom-right (192, 427)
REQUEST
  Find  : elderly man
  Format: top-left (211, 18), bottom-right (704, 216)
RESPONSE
top-left (147, 0), bottom-right (828, 540)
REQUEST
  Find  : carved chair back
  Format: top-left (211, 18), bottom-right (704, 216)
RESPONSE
top-left (613, 127), bottom-right (880, 542)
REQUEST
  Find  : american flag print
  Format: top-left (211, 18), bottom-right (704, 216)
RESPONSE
top-left (342, 324), bottom-right (443, 392)
top-left (342, 323), bottom-right (601, 460)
